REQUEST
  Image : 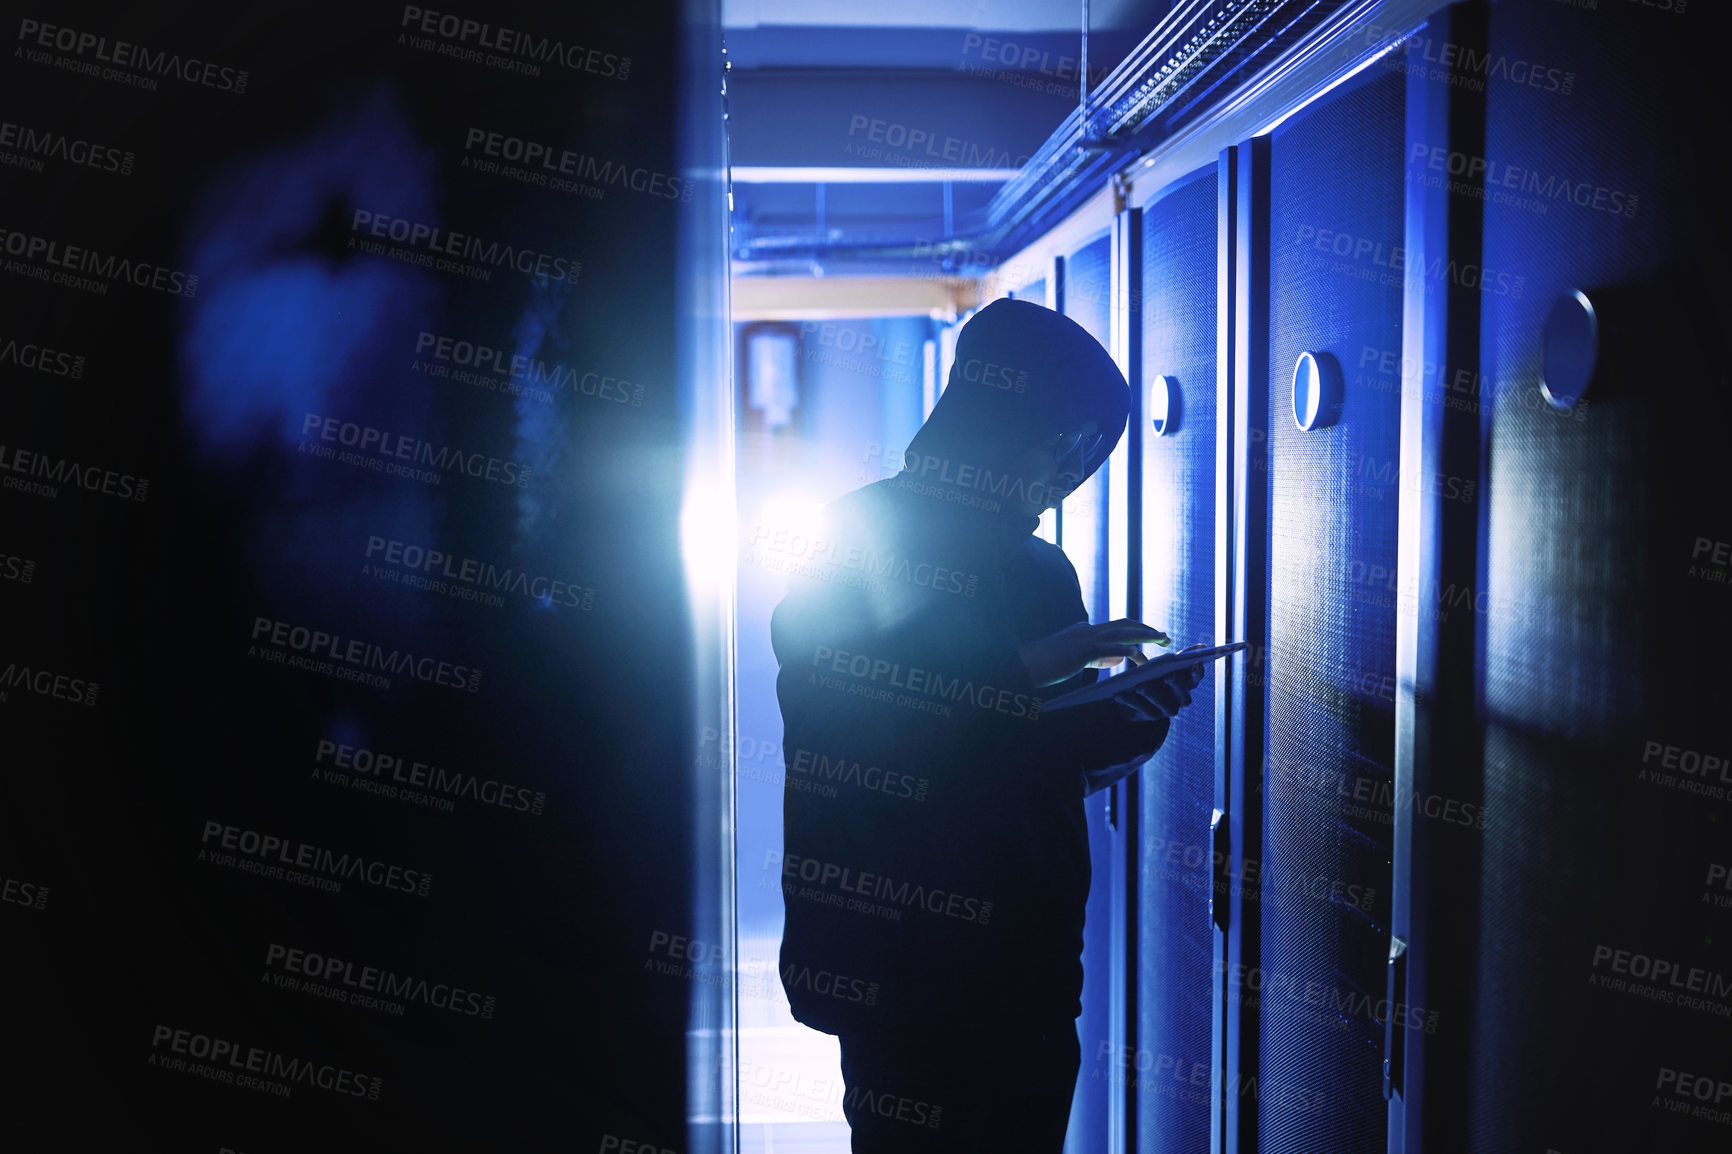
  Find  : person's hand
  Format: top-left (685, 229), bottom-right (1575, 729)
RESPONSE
top-left (1111, 642), bottom-right (1209, 723)
top-left (1018, 618), bottom-right (1171, 688)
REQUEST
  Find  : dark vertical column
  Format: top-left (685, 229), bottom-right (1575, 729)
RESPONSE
top-left (1210, 143), bottom-right (1238, 1154)
top-left (1390, 4), bottom-right (1488, 1151)
top-left (1216, 131), bottom-right (1270, 1154)
top-left (0, 3), bottom-right (714, 1150)
top-left (1109, 201), bottom-right (1142, 1154)
top-left (1117, 205), bottom-right (1145, 626)
top-left (1050, 254), bottom-right (1065, 550)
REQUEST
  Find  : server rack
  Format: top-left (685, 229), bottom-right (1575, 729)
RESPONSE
top-left (1025, 1), bottom-right (1726, 1151)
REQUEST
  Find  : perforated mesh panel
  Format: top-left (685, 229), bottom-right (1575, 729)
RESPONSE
top-left (1457, 4), bottom-right (1726, 1151)
top-left (1058, 235), bottom-right (1115, 1154)
top-left (1063, 236), bottom-right (1114, 620)
top-left (1065, 239), bottom-right (1113, 342)
top-left (1258, 66), bottom-right (1404, 1154)
top-left (1135, 167), bottom-right (1218, 1152)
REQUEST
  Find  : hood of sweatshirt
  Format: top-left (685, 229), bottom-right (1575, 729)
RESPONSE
top-left (894, 297), bottom-right (1130, 539)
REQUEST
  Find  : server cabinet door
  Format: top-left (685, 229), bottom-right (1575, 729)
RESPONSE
top-left (1431, 3), bottom-right (1728, 1151)
top-left (1257, 63), bottom-right (1407, 1154)
top-left (1058, 231), bottom-right (1116, 1154)
top-left (1062, 235), bottom-right (1116, 620)
top-left (1132, 165), bottom-right (1222, 1153)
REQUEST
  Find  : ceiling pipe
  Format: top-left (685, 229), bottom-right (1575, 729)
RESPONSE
top-left (731, 0), bottom-right (1434, 274)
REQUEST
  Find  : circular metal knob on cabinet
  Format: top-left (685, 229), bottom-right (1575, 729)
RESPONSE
top-left (1150, 375), bottom-right (1180, 436)
top-left (1292, 350), bottom-right (1343, 431)
top-left (1541, 289), bottom-right (1598, 411)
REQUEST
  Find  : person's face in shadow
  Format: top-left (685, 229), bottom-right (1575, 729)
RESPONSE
top-left (1010, 420), bottom-right (1101, 518)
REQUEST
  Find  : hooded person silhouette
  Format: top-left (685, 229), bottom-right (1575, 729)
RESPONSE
top-left (770, 298), bottom-right (1204, 1152)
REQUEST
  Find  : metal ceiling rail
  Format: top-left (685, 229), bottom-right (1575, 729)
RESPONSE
top-left (730, 0), bottom-right (1427, 274)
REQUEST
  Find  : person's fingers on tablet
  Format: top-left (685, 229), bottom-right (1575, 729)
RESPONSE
top-left (1100, 620), bottom-right (1171, 646)
top-left (1087, 643), bottom-right (1148, 668)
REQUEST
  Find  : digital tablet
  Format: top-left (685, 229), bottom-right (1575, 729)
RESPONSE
top-left (1040, 641), bottom-right (1250, 711)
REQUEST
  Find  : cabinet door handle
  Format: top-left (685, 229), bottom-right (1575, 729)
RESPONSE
top-left (1209, 808), bottom-right (1229, 932)
top-left (1383, 936), bottom-right (1409, 1101)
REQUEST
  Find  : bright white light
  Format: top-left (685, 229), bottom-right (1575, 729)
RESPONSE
top-left (758, 496), bottom-right (824, 541)
top-left (1037, 506), bottom-right (1058, 545)
top-left (682, 487), bottom-right (739, 590)
top-left (729, 166), bottom-right (1019, 184)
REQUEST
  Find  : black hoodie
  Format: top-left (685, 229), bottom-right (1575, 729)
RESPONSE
top-left (772, 298), bottom-right (1171, 1037)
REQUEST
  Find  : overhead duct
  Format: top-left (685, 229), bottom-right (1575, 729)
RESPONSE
top-left (730, 0), bottom-right (1442, 276)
